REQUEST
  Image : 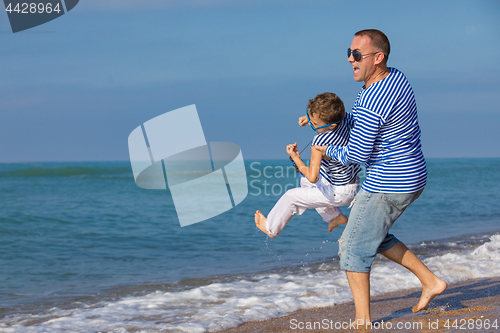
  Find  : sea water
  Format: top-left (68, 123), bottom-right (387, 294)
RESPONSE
top-left (0, 158), bottom-right (499, 332)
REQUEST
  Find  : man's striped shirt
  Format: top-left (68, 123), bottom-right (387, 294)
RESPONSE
top-left (312, 117), bottom-right (360, 186)
top-left (325, 67), bottom-right (427, 193)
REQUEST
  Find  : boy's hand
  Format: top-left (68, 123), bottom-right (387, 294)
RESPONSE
top-left (286, 143), bottom-right (300, 159)
top-left (298, 115), bottom-right (308, 127)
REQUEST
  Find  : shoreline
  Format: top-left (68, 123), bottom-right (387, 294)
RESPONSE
top-left (217, 276), bottom-right (500, 333)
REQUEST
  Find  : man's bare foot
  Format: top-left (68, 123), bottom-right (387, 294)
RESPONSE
top-left (255, 210), bottom-right (276, 238)
top-left (412, 278), bottom-right (448, 313)
top-left (328, 213), bottom-right (348, 232)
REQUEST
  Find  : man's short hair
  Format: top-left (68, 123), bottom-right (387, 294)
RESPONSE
top-left (355, 29), bottom-right (390, 63)
top-left (307, 92), bottom-right (345, 124)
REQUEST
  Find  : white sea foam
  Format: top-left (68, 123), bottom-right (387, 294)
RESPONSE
top-left (1, 234), bottom-right (499, 333)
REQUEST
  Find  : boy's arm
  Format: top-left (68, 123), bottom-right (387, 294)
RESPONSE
top-left (298, 114), bottom-right (308, 127)
top-left (288, 145), bottom-right (322, 183)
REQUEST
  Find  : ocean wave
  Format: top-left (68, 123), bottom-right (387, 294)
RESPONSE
top-left (1, 233), bottom-right (499, 333)
top-left (0, 166), bottom-right (133, 179)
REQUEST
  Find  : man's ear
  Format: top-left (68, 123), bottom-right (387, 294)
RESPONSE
top-left (329, 123), bottom-right (338, 130)
top-left (374, 52), bottom-right (386, 65)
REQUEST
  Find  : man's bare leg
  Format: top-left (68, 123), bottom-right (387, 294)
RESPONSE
top-left (328, 213), bottom-right (348, 232)
top-left (254, 210), bottom-right (276, 238)
top-left (346, 271), bottom-right (371, 328)
top-left (381, 241), bottom-right (447, 312)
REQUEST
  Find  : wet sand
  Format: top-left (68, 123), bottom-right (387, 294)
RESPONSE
top-left (217, 277), bottom-right (500, 332)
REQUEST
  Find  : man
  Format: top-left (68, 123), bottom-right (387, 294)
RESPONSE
top-left (313, 29), bottom-right (447, 327)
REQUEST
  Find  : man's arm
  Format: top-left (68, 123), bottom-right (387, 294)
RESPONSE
top-left (320, 107), bottom-right (380, 165)
top-left (344, 112), bottom-right (355, 129)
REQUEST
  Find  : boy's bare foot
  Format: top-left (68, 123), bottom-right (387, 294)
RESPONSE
top-left (255, 210), bottom-right (276, 238)
top-left (328, 213), bottom-right (348, 232)
top-left (412, 278), bottom-right (448, 313)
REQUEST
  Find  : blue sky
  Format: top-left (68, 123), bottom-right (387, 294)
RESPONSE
top-left (1, 0), bottom-right (499, 162)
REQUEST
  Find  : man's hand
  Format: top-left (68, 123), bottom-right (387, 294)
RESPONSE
top-left (298, 115), bottom-right (308, 127)
top-left (313, 145), bottom-right (326, 154)
top-left (313, 145), bottom-right (330, 160)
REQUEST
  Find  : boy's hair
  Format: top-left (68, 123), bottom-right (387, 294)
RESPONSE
top-left (307, 92), bottom-right (345, 124)
top-left (354, 29), bottom-right (390, 63)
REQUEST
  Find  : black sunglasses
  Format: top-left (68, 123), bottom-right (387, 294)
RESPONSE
top-left (347, 48), bottom-right (381, 62)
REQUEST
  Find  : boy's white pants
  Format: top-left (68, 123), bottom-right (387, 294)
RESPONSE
top-left (266, 176), bottom-right (359, 237)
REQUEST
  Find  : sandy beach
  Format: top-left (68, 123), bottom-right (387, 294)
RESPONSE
top-left (217, 276), bottom-right (500, 333)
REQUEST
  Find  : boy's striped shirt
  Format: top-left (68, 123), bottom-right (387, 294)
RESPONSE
top-left (312, 117), bottom-right (360, 186)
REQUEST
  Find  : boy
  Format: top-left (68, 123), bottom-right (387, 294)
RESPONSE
top-left (255, 92), bottom-right (361, 237)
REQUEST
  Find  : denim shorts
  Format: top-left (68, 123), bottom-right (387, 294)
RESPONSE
top-left (338, 188), bottom-right (424, 273)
